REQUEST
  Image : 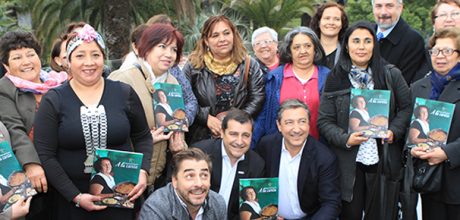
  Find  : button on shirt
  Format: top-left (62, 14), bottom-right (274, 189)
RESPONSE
top-left (278, 138), bottom-right (307, 219)
top-left (280, 63), bottom-right (320, 139)
top-left (219, 142), bottom-right (245, 207)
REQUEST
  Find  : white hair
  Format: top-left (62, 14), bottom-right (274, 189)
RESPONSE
top-left (371, 0), bottom-right (403, 6)
top-left (251, 27), bottom-right (278, 45)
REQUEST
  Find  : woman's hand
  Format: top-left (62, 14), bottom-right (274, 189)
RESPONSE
top-left (151, 126), bottom-right (173, 144)
top-left (419, 147), bottom-right (448, 165)
top-left (11, 196), bottom-right (32, 219)
top-left (23, 163), bottom-right (48, 193)
top-left (383, 130), bottom-right (394, 144)
top-left (128, 169), bottom-right (148, 201)
top-left (410, 146), bottom-right (428, 158)
top-left (169, 132), bottom-right (187, 154)
top-left (207, 115), bottom-right (222, 137)
top-left (346, 132), bottom-right (369, 146)
top-left (73, 193), bottom-right (107, 211)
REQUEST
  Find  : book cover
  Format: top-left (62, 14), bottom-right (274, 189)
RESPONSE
top-left (406, 97), bottom-right (455, 150)
top-left (348, 88), bottom-right (391, 138)
top-left (239, 178), bottom-right (278, 219)
top-left (90, 148), bottom-right (143, 208)
top-left (153, 82), bottom-right (188, 132)
top-left (0, 140), bottom-right (37, 211)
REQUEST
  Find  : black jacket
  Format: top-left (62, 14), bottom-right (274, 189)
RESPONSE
top-left (256, 133), bottom-right (341, 220)
top-left (317, 63), bottom-right (412, 201)
top-left (376, 18), bottom-right (427, 85)
top-left (411, 76), bottom-right (460, 204)
top-left (192, 139), bottom-right (265, 220)
top-left (184, 57), bottom-right (265, 143)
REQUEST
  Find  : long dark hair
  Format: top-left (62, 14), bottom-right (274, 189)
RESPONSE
top-left (334, 21), bottom-right (386, 89)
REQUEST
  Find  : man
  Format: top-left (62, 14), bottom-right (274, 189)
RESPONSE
top-left (192, 109), bottom-right (265, 220)
top-left (251, 27), bottom-right (280, 75)
top-left (373, 0), bottom-right (426, 84)
top-left (139, 148), bottom-right (227, 220)
top-left (256, 99), bottom-right (341, 219)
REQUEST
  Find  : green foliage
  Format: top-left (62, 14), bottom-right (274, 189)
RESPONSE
top-left (0, 5), bottom-right (18, 36)
top-left (345, 0), bottom-right (436, 38)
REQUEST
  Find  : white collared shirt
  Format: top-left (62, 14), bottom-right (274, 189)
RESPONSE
top-left (278, 138), bottom-right (307, 219)
top-left (174, 188), bottom-right (205, 220)
top-left (219, 142), bottom-right (245, 207)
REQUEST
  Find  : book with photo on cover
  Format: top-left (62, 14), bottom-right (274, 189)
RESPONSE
top-left (152, 82), bottom-right (188, 132)
top-left (348, 88), bottom-right (391, 138)
top-left (406, 97), bottom-right (455, 151)
top-left (239, 178), bottom-right (278, 219)
top-left (90, 148), bottom-right (143, 208)
top-left (0, 138), bottom-right (37, 211)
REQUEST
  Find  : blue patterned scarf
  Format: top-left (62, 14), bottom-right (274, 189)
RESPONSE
top-left (430, 62), bottom-right (460, 100)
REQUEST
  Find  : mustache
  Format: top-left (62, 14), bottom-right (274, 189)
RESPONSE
top-left (378, 15), bottom-right (392, 19)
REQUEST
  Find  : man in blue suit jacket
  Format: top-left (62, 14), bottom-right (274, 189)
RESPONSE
top-left (256, 99), bottom-right (341, 220)
top-left (192, 109), bottom-right (265, 220)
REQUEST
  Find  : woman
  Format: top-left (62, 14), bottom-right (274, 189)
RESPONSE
top-left (183, 15), bottom-right (265, 144)
top-left (153, 89), bottom-right (175, 127)
top-left (432, 0), bottom-right (460, 32)
top-left (239, 186), bottom-right (261, 220)
top-left (317, 21), bottom-right (411, 219)
top-left (89, 158), bottom-right (115, 195)
top-left (109, 24), bottom-right (187, 190)
top-left (0, 30), bottom-right (68, 219)
top-left (50, 37), bottom-right (68, 72)
top-left (410, 28), bottom-right (460, 220)
top-left (252, 26), bottom-right (329, 145)
top-left (33, 24), bottom-right (152, 220)
top-left (349, 95), bottom-right (371, 132)
top-left (408, 105), bottom-right (430, 144)
top-left (310, 2), bottom-right (349, 69)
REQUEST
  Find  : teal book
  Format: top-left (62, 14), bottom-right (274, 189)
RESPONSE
top-left (0, 140), bottom-right (37, 211)
top-left (239, 178), bottom-right (278, 219)
top-left (153, 82), bottom-right (188, 132)
top-left (90, 148), bottom-right (143, 208)
top-left (406, 97), bottom-right (455, 150)
top-left (348, 88), bottom-right (391, 138)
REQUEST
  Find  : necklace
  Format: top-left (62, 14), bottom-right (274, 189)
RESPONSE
top-left (80, 105), bottom-right (107, 173)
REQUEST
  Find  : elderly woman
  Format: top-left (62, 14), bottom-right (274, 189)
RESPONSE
top-left (33, 24), bottom-right (152, 220)
top-left (317, 21), bottom-right (411, 219)
top-left (252, 26), bottom-right (329, 145)
top-left (432, 0), bottom-right (460, 32)
top-left (109, 24), bottom-right (188, 189)
top-left (310, 2), bottom-right (349, 69)
top-left (183, 15), bottom-right (265, 144)
top-left (251, 27), bottom-right (280, 75)
top-left (410, 28), bottom-right (460, 220)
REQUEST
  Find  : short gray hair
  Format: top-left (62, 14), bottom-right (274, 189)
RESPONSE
top-left (251, 26), bottom-right (278, 45)
top-left (277, 99), bottom-right (311, 122)
top-left (279, 26), bottom-right (325, 65)
top-left (371, 0), bottom-right (403, 6)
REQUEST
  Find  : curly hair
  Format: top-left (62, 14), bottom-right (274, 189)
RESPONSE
top-left (310, 2), bottom-right (349, 42)
top-left (0, 30), bottom-right (41, 65)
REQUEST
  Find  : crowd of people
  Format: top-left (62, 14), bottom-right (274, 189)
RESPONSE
top-left (0, 0), bottom-right (459, 219)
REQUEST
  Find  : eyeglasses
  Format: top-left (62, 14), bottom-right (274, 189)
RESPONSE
top-left (253, 40), bottom-right (275, 47)
top-left (435, 11), bottom-right (460, 20)
top-left (428, 48), bottom-right (460, 56)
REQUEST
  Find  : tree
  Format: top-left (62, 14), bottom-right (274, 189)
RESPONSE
top-left (102, 0), bottom-right (131, 66)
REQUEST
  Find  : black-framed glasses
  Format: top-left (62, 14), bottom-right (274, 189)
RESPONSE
top-left (428, 48), bottom-right (460, 56)
top-left (435, 11), bottom-right (460, 20)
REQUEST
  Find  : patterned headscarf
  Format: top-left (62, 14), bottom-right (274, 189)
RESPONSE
top-left (66, 24), bottom-right (105, 59)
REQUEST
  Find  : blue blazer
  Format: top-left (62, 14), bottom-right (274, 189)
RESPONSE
top-left (252, 65), bottom-right (330, 148)
top-left (255, 133), bottom-right (341, 220)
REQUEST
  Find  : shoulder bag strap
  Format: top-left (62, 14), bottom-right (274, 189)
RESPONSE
top-left (243, 55), bottom-right (250, 86)
top-left (133, 63), bottom-right (147, 80)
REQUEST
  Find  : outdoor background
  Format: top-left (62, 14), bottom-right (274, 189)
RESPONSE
top-left (0, 0), bottom-right (436, 69)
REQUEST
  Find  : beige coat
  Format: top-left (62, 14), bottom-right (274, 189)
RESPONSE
top-left (109, 62), bottom-right (182, 185)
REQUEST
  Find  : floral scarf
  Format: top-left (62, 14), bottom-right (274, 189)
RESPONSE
top-left (6, 70), bottom-right (68, 94)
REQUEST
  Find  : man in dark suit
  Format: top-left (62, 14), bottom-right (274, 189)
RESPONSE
top-left (373, 0), bottom-right (427, 85)
top-left (256, 99), bottom-right (341, 219)
top-left (192, 109), bottom-right (265, 220)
